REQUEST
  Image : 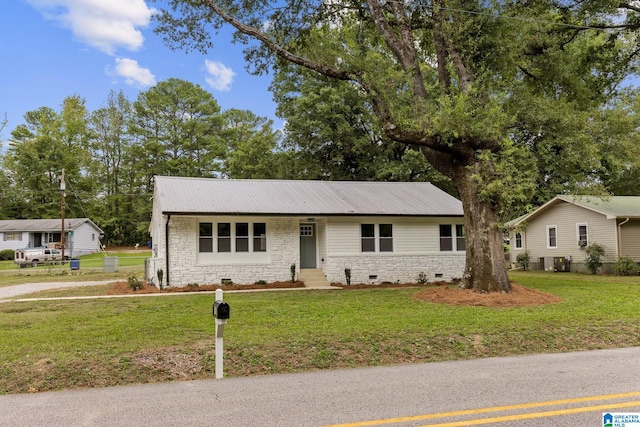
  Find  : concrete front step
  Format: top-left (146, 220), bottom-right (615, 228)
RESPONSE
top-left (298, 269), bottom-right (332, 288)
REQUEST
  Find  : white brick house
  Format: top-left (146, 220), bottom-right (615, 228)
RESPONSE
top-left (147, 177), bottom-right (466, 287)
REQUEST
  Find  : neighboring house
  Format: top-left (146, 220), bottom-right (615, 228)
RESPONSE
top-left (147, 176), bottom-right (466, 287)
top-left (0, 218), bottom-right (104, 256)
top-left (508, 195), bottom-right (640, 273)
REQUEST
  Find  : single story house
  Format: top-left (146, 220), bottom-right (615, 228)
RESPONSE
top-left (508, 195), bottom-right (640, 273)
top-left (147, 176), bottom-right (466, 287)
top-left (0, 218), bottom-right (104, 256)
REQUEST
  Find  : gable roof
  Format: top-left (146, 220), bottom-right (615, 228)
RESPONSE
top-left (154, 176), bottom-right (463, 217)
top-left (510, 195), bottom-right (640, 227)
top-left (0, 218), bottom-right (103, 233)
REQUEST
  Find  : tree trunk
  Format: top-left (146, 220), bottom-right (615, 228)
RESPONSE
top-left (455, 163), bottom-right (511, 293)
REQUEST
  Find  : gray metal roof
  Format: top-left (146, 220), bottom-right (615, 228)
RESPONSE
top-left (0, 218), bottom-right (103, 233)
top-left (154, 176), bottom-right (463, 217)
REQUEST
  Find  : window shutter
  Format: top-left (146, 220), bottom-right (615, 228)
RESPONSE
top-left (2, 233), bottom-right (6, 241)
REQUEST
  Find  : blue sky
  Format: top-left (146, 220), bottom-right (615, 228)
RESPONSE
top-left (0, 0), bottom-right (281, 146)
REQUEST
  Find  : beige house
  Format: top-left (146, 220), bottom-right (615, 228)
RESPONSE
top-left (508, 195), bottom-right (640, 273)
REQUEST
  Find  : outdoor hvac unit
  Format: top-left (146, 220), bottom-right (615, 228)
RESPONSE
top-left (553, 257), bottom-right (571, 272)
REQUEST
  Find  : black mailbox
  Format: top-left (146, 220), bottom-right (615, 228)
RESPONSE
top-left (213, 300), bottom-right (230, 320)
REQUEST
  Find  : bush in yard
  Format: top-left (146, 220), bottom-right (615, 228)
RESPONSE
top-left (0, 249), bottom-right (15, 261)
top-left (516, 250), bottom-right (532, 271)
top-left (127, 274), bottom-right (144, 291)
top-left (584, 243), bottom-right (605, 274)
top-left (615, 256), bottom-right (639, 275)
top-left (416, 271), bottom-right (428, 284)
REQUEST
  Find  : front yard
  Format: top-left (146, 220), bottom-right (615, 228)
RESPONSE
top-left (1, 271), bottom-right (639, 394)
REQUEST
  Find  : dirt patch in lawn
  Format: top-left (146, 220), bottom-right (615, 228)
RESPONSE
top-left (413, 283), bottom-right (563, 307)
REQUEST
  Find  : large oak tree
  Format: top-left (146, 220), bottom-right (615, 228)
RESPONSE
top-left (154, 0), bottom-right (640, 292)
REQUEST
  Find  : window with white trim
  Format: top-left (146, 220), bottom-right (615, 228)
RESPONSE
top-left (547, 225), bottom-right (557, 248)
top-left (360, 224), bottom-right (393, 252)
top-left (440, 224), bottom-right (465, 251)
top-left (199, 221), bottom-right (267, 253)
top-left (514, 232), bottom-right (523, 249)
top-left (576, 223), bottom-right (588, 248)
top-left (199, 223), bottom-right (213, 252)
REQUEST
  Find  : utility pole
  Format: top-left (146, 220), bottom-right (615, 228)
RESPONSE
top-left (60, 169), bottom-right (65, 262)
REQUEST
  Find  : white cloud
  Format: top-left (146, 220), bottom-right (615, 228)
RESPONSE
top-left (28, 0), bottom-right (155, 54)
top-left (204, 60), bottom-right (236, 91)
top-left (111, 57), bottom-right (156, 87)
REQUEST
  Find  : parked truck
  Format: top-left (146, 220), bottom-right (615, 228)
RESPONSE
top-left (14, 247), bottom-right (69, 268)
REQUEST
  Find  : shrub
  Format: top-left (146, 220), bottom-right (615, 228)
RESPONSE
top-left (0, 249), bottom-right (15, 261)
top-left (127, 274), bottom-right (144, 291)
top-left (254, 280), bottom-right (267, 285)
top-left (615, 256), bottom-right (639, 276)
top-left (344, 268), bottom-right (351, 285)
top-left (584, 242), bottom-right (605, 274)
top-left (416, 271), bottom-right (428, 284)
top-left (221, 278), bottom-right (233, 286)
top-left (290, 263), bottom-right (296, 282)
top-left (157, 268), bottom-right (164, 290)
top-left (516, 250), bottom-right (532, 271)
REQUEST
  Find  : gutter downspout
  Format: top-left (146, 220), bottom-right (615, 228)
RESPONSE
top-left (165, 215), bottom-right (171, 287)
top-left (617, 217), bottom-right (630, 257)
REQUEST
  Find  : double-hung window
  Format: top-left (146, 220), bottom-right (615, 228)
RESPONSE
top-left (361, 224), bottom-right (376, 252)
top-left (199, 223), bottom-right (213, 252)
top-left (236, 223), bottom-right (249, 252)
top-left (379, 224), bottom-right (393, 252)
top-left (440, 224), bottom-right (465, 251)
top-left (253, 223), bottom-right (266, 252)
top-left (547, 226), bottom-right (557, 249)
top-left (217, 223), bottom-right (231, 252)
top-left (514, 232), bottom-right (523, 249)
top-left (577, 224), bottom-right (588, 248)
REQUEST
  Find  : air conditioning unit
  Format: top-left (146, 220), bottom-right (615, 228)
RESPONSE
top-left (578, 239), bottom-right (587, 249)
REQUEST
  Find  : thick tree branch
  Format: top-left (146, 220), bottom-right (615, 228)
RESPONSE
top-left (200, 0), bottom-right (352, 81)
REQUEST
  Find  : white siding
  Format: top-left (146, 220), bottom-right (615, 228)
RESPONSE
top-left (68, 222), bottom-right (101, 256)
top-left (0, 232), bottom-right (27, 251)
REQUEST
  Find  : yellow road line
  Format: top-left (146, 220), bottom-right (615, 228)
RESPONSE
top-left (322, 391), bottom-right (640, 427)
top-left (421, 400), bottom-right (640, 426)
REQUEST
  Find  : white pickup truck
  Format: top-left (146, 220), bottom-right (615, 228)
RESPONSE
top-left (14, 247), bottom-right (69, 267)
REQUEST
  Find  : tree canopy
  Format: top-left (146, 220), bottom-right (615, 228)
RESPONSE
top-left (154, 0), bottom-right (640, 292)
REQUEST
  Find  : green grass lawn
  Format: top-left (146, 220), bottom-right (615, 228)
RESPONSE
top-left (1, 271), bottom-right (639, 394)
top-left (0, 251), bottom-right (148, 286)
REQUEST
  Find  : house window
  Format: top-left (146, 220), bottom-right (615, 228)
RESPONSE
top-left (361, 224), bottom-right (375, 252)
top-left (379, 224), bottom-right (393, 252)
top-left (253, 223), bottom-right (266, 252)
top-left (514, 232), bottom-right (523, 249)
top-left (440, 224), bottom-right (465, 251)
top-left (4, 232), bottom-right (21, 241)
top-left (218, 223), bottom-right (231, 252)
top-left (91, 233), bottom-right (95, 241)
top-left (456, 225), bottom-right (465, 251)
top-left (236, 223), bottom-right (249, 252)
top-left (577, 224), bottom-right (588, 248)
top-left (300, 225), bottom-right (313, 236)
top-left (547, 226), bottom-right (557, 249)
top-left (440, 225), bottom-right (453, 251)
top-left (199, 222), bottom-right (213, 252)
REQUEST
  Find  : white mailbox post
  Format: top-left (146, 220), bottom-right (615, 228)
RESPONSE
top-left (212, 288), bottom-right (229, 379)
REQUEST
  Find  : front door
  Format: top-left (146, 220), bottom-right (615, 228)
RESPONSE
top-left (300, 224), bottom-right (316, 268)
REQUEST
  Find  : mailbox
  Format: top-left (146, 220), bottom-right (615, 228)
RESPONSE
top-left (213, 300), bottom-right (230, 319)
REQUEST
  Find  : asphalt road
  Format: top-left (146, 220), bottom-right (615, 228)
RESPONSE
top-left (2, 346), bottom-right (639, 426)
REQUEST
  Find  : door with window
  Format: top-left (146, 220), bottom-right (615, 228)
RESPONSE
top-left (300, 224), bottom-right (316, 268)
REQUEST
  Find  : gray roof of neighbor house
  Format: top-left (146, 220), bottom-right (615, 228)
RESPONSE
top-left (154, 176), bottom-right (463, 217)
top-left (509, 195), bottom-right (640, 227)
top-left (0, 218), bottom-right (103, 233)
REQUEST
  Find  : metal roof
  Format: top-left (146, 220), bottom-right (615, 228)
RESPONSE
top-left (0, 218), bottom-right (103, 233)
top-left (154, 176), bottom-right (463, 217)
top-left (509, 195), bottom-right (640, 227)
